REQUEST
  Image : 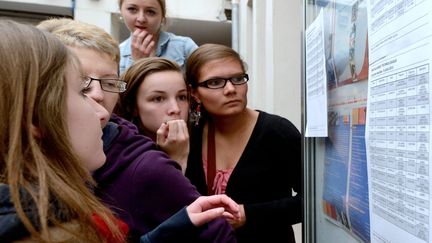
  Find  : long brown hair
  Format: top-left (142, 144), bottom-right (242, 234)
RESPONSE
top-left (0, 20), bottom-right (123, 242)
top-left (115, 57), bottom-right (186, 135)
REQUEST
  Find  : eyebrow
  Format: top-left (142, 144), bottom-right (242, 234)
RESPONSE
top-left (103, 75), bottom-right (120, 79)
top-left (147, 90), bottom-right (166, 95)
top-left (204, 73), bottom-right (245, 80)
top-left (147, 88), bottom-right (187, 94)
top-left (88, 74), bottom-right (119, 79)
top-left (126, 5), bottom-right (158, 11)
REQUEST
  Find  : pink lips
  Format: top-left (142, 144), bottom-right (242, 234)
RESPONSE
top-left (224, 99), bottom-right (241, 105)
top-left (135, 26), bottom-right (146, 30)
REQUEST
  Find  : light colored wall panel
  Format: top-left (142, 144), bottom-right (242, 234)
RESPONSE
top-left (166, 0), bottom-right (225, 21)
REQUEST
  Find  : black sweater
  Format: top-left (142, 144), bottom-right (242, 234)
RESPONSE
top-left (186, 111), bottom-right (302, 243)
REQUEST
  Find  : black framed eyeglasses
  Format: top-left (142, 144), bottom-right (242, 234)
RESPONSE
top-left (196, 74), bottom-right (249, 89)
top-left (83, 76), bottom-right (127, 93)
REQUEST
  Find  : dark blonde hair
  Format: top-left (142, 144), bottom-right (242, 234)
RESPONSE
top-left (115, 57), bottom-right (185, 135)
top-left (185, 43), bottom-right (247, 88)
top-left (119, 0), bottom-right (167, 20)
top-left (38, 18), bottom-right (120, 67)
top-left (36, 17), bottom-right (73, 33)
top-left (0, 20), bottom-right (123, 242)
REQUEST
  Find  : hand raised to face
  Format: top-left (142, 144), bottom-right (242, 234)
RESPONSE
top-left (156, 119), bottom-right (189, 173)
top-left (131, 29), bottom-right (156, 60)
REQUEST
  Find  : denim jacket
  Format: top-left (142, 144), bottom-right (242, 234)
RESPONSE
top-left (119, 31), bottom-right (197, 73)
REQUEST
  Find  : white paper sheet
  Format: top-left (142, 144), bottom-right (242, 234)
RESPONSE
top-left (305, 10), bottom-right (329, 137)
top-left (366, 0), bottom-right (432, 242)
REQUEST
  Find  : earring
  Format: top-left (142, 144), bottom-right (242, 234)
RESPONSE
top-left (190, 103), bottom-right (201, 126)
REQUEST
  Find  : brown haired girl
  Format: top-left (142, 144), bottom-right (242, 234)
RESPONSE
top-left (186, 43), bottom-right (302, 243)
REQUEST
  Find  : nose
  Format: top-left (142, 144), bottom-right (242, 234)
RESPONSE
top-left (223, 80), bottom-right (236, 94)
top-left (167, 99), bottom-right (181, 117)
top-left (137, 11), bottom-right (147, 22)
top-left (88, 97), bottom-right (110, 128)
top-left (87, 83), bottom-right (105, 104)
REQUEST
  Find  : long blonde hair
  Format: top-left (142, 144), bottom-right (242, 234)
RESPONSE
top-left (0, 20), bottom-right (123, 242)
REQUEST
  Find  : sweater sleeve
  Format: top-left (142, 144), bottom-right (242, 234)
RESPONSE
top-left (130, 152), bottom-right (236, 242)
top-left (244, 194), bottom-right (302, 226)
top-left (247, 115), bottom-right (302, 224)
top-left (139, 207), bottom-right (197, 243)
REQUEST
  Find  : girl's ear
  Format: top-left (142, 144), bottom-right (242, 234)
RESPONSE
top-left (31, 125), bottom-right (42, 139)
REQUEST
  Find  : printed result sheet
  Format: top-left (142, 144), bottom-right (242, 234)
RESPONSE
top-left (366, 0), bottom-right (432, 242)
top-left (305, 10), bottom-right (328, 137)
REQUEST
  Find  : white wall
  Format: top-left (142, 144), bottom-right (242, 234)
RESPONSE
top-left (0, 0), bottom-right (70, 7)
top-left (239, 0), bottom-right (301, 129)
top-left (166, 0), bottom-right (225, 21)
top-left (74, 0), bottom-right (118, 35)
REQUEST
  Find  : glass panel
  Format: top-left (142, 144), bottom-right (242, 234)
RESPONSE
top-left (304, 0), bottom-right (370, 242)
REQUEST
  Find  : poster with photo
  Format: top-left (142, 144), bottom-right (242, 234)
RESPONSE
top-left (319, 1), bottom-right (371, 242)
top-left (321, 0), bottom-right (369, 89)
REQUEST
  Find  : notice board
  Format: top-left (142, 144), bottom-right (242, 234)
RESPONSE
top-left (303, 0), bottom-right (432, 242)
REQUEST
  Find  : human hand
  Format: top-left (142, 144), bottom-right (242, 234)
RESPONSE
top-left (156, 119), bottom-right (189, 173)
top-left (131, 29), bottom-right (156, 61)
top-left (227, 204), bottom-right (246, 229)
top-left (186, 195), bottom-right (241, 227)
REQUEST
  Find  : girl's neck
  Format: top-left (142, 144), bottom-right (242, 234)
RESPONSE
top-left (209, 108), bottom-right (258, 135)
